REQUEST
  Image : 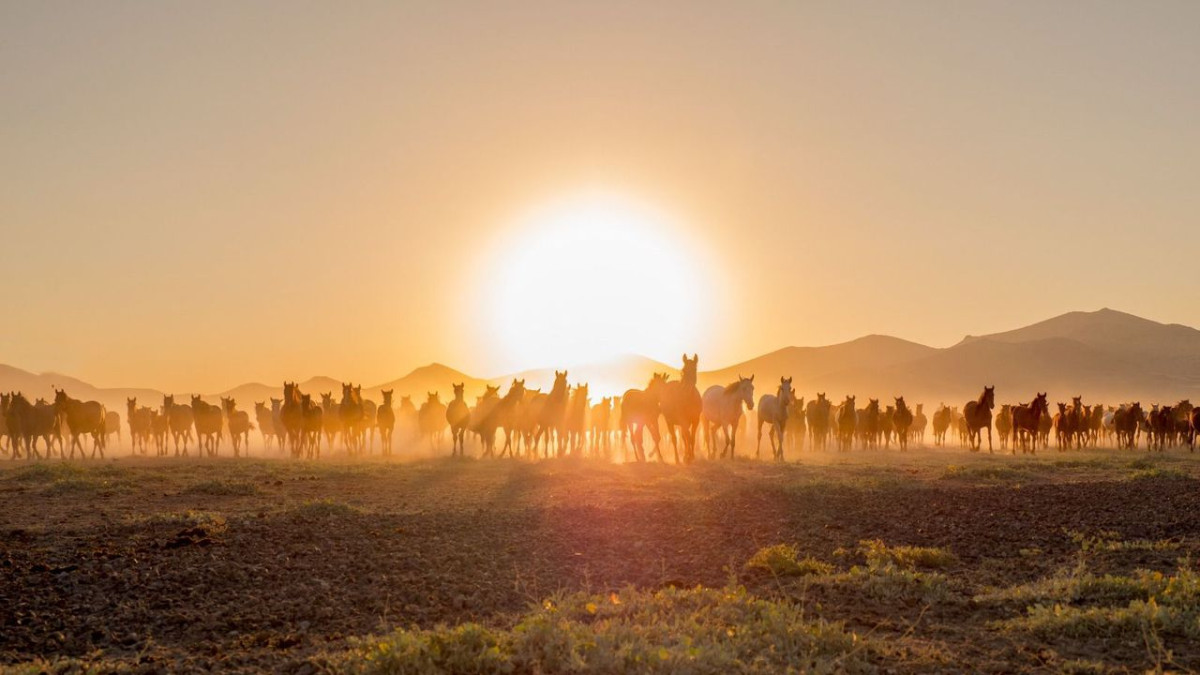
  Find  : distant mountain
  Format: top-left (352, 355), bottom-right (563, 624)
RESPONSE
top-left (3, 309), bottom-right (1197, 414)
top-left (699, 335), bottom-right (937, 391)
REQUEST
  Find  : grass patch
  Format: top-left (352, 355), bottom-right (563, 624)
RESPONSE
top-left (857, 539), bottom-right (958, 570)
top-left (745, 544), bottom-right (834, 577)
top-left (7, 462), bottom-right (84, 482)
top-left (941, 464), bottom-right (1031, 482)
top-left (992, 562), bottom-right (1200, 641)
top-left (294, 498), bottom-right (362, 518)
top-left (322, 585), bottom-right (871, 673)
top-left (183, 479), bottom-right (260, 496)
top-left (1127, 467), bottom-right (1189, 481)
top-left (1066, 530), bottom-right (1179, 553)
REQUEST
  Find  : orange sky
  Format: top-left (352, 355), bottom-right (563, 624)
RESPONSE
top-left (2, 2), bottom-right (1198, 393)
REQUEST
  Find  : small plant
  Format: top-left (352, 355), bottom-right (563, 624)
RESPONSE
top-left (745, 544), bottom-right (834, 577)
top-left (857, 539), bottom-right (958, 570)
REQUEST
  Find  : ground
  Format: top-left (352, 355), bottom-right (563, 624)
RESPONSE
top-left (2, 446), bottom-right (1200, 673)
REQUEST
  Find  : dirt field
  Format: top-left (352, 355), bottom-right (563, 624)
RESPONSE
top-left (3, 446), bottom-right (1200, 673)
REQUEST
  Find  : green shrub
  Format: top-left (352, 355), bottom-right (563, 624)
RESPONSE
top-left (745, 544), bottom-right (834, 577)
top-left (857, 540), bottom-right (957, 570)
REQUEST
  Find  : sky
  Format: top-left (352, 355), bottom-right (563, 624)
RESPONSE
top-left (2, 1), bottom-right (1198, 393)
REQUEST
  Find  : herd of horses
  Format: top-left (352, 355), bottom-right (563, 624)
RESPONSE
top-left (2, 356), bottom-right (1198, 462)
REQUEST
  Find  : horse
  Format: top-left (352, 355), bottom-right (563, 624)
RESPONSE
top-left (1011, 393), bottom-right (1049, 454)
top-left (1191, 407), bottom-right (1200, 452)
top-left (563, 383), bottom-right (590, 456)
top-left (856, 399), bottom-right (880, 450)
top-left (806, 393), bottom-right (831, 451)
top-left (150, 408), bottom-right (169, 455)
top-left (339, 383), bottom-right (366, 455)
top-left (963, 386), bottom-right (995, 452)
top-left (163, 395), bottom-right (195, 456)
top-left (660, 354), bottom-right (703, 464)
top-left (52, 389), bottom-right (107, 459)
top-left (787, 396), bottom-right (806, 454)
top-left (377, 389), bottom-right (396, 456)
top-left (532, 371), bottom-right (570, 458)
top-left (701, 375), bottom-right (755, 460)
top-left (301, 394), bottom-right (323, 458)
top-left (104, 411), bottom-right (121, 448)
top-left (1114, 403), bottom-right (1141, 450)
top-left (913, 403), bottom-right (927, 445)
top-left (932, 404), bottom-right (951, 446)
top-left (280, 382), bottom-right (304, 456)
top-left (756, 376), bottom-right (795, 461)
top-left (191, 395), bottom-right (223, 456)
top-left (361, 395), bottom-right (378, 453)
top-left (1053, 402), bottom-right (1074, 451)
top-left (418, 392), bottom-right (448, 451)
top-left (995, 405), bottom-right (1013, 450)
top-left (622, 373), bottom-right (670, 462)
top-left (467, 385), bottom-right (502, 457)
top-left (893, 397), bottom-right (914, 452)
top-left (255, 402), bottom-right (277, 450)
top-left (446, 383), bottom-right (471, 457)
top-left (589, 397), bottom-right (613, 458)
top-left (397, 395), bottom-right (419, 447)
top-left (127, 398), bottom-right (153, 455)
top-left (320, 392), bottom-right (345, 452)
top-left (1150, 405), bottom-right (1174, 452)
top-left (836, 395), bottom-right (857, 452)
top-left (4, 392), bottom-right (33, 459)
top-left (221, 397), bottom-right (253, 457)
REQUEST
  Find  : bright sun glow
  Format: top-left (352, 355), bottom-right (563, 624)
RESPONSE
top-left (483, 192), bottom-right (709, 374)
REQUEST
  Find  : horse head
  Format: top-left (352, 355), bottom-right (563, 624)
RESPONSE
top-left (382, 389), bottom-right (394, 406)
top-left (453, 383), bottom-right (465, 400)
top-left (427, 392), bottom-right (440, 405)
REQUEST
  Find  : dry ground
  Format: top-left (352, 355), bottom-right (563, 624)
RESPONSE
top-left (2, 445), bottom-right (1200, 672)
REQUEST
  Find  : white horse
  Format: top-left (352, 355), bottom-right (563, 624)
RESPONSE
top-left (702, 375), bottom-right (754, 459)
top-left (756, 377), bottom-right (795, 461)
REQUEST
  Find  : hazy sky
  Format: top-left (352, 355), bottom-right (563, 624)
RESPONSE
top-left (3, 1), bottom-right (1198, 393)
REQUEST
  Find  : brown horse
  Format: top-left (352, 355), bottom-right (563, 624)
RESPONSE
top-left (150, 408), bottom-right (169, 455)
top-left (377, 389), bottom-right (396, 456)
top-left (913, 403), bottom-right (927, 445)
top-left (4, 392), bottom-right (34, 459)
top-left (787, 396), bottom-right (806, 454)
top-left (660, 354), bottom-right (702, 463)
top-left (446, 383), bottom-right (471, 457)
top-left (1011, 393), bottom-right (1049, 454)
top-left (221, 397), bottom-right (252, 457)
top-left (280, 382), bottom-right (304, 456)
top-left (418, 392), bottom-right (448, 451)
top-left (995, 405), bottom-right (1013, 450)
top-left (836, 396), bottom-right (857, 452)
top-left (623, 373), bottom-right (670, 462)
top-left (589, 396), bottom-right (613, 457)
top-left (962, 386), bottom-right (995, 452)
top-left (857, 399), bottom-right (880, 450)
top-left (931, 404), bottom-right (951, 446)
top-left (127, 398), bottom-right (153, 455)
top-left (806, 393), bottom-right (831, 451)
top-left (320, 392), bottom-right (344, 452)
top-left (54, 389), bottom-right (107, 459)
top-left (301, 394), bottom-right (323, 458)
top-left (564, 383), bottom-right (590, 456)
top-left (893, 397), bottom-right (914, 452)
top-left (255, 402), bottom-right (277, 451)
top-left (339, 383), bottom-right (365, 455)
top-left (532, 371), bottom-right (570, 458)
top-left (468, 385), bottom-right (502, 457)
top-left (191, 395), bottom-right (223, 456)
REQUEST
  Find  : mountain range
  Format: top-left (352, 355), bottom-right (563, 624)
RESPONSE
top-left (2, 308), bottom-right (1196, 416)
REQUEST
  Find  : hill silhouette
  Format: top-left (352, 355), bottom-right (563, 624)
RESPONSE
top-left (2, 309), bottom-right (1197, 414)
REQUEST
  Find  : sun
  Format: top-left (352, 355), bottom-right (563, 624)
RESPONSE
top-left (481, 192), bottom-right (710, 374)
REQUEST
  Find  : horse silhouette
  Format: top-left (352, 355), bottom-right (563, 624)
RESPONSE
top-left (469, 385), bottom-right (502, 457)
top-left (623, 373), bottom-right (670, 462)
top-left (446, 383), bottom-right (471, 457)
top-left (995, 405), bottom-right (1013, 450)
top-left (339, 383), bottom-right (366, 455)
top-left (702, 375), bottom-right (755, 460)
top-left (963, 386), bottom-right (995, 452)
top-left (564, 383), bottom-right (590, 457)
top-left (377, 389), bottom-right (396, 456)
top-left (756, 376), bottom-right (795, 461)
top-left (660, 354), bottom-right (702, 463)
top-left (589, 396), bottom-right (613, 458)
top-left (1011, 393), bottom-right (1049, 454)
top-left (893, 397), bottom-right (914, 452)
top-left (163, 394), bottom-right (195, 456)
top-left (836, 395), bottom-right (857, 452)
top-left (857, 399), bottom-right (880, 450)
top-left (301, 393), bottom-right (323, 458)
top-left (191, 395), bottom-right (223, 457)
top-left (280, 382), bottom-right (304, 457)
top-left (532, 371), bottom-right (570, 458)
top-left (127, 397), bottom-right (153, 455)
top-left (419, 392), bottom-right (448, 450)
top-left (221, 397), bottom-right (253, 457)
top-left (787, 396), bottom-right (806, 454)
top-left (255, 402), bottom-right (277, 451)
top-left (53, 389), bottom-right (107, 459)
top-left (806, 393), bottom-right (831, 451)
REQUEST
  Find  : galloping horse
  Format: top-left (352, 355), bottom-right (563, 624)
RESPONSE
top-left (701, 375), bottom-right (755, 460)
top-left (913, 403), bottom-right (927, 445)
top-left (301, 393), bottom-right (323, 458)
top-left (564, 383), bottom-right (590, 456)
top-left (660, 354), bottom-right (703, 463)
top-left (191, 395), bottom-right (224, 456)
top-left (163, 394), bottom-right (195, 456)
top-left (255, 402), bottom-right (277, 451)
top-left (893, 397), bottom-right (914, 452)
top-left (806, 393), bottom-right (831, 451)
top-left (377, 389), bottom-right (396, 456)
top-left (995, 405), bottom-right (1013, 450)
top-left (622, 373), bottom-right (670, 462)
top-left (339, 383), bottom-right (366, 455)
top-left (221, 397), bottom-right (253, 457)
top-left (533, 371), bottom-right (570, 458)
top-left (857, 399), bottom-right (880, 450)
top-left (320, 392), bottom-right (345, 452)
top-left (280, 382), bottom-right (304, 456)
top-left (787, 396), bottom-right (806, 453)
top-left (127, 398), bottom-right (153, 455)
top-left (589, 397), bottom-right (613, 457)
top-left (469, 385), bottom-right (502, 457)
top-left (419, 392), bottom-right (448, 450)
top-left (931, 404), bottom-right (951, 446)
top-left (756, 376), bottom-right (795, 461)
top-left (446, 383), bottom-right (471, 457)
top-left (836, 395), bottom-right (857, 452)
top-left (962, 386), bottom-right (995, 452)
top-left (1011, 393), bottom-right (1049, 454)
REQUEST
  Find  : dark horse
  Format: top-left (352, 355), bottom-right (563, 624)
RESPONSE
top-left (622, 373), bottom-right (669, 462)
top-left (660, 354), bottom-right (702, 464)
top-left (1011, 393), bottom-right (1049, 455)
top-left (962, 386), bottom-right (995, 452)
